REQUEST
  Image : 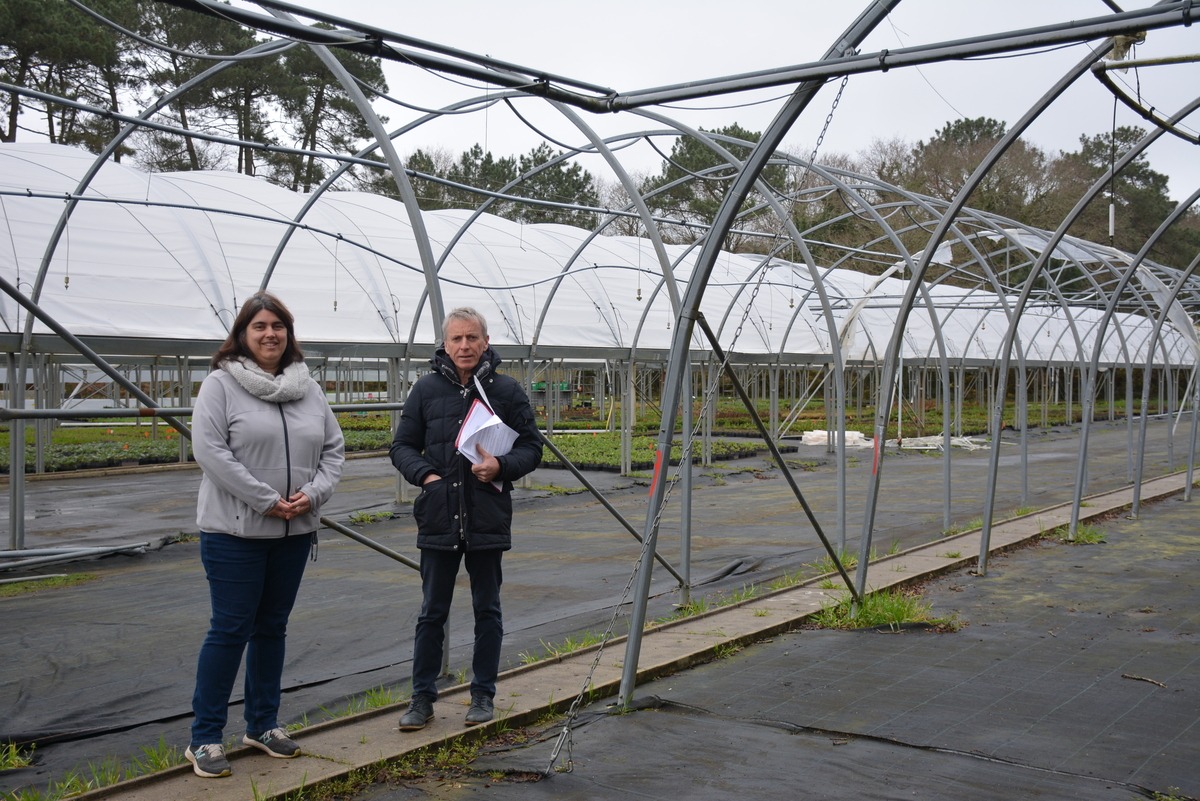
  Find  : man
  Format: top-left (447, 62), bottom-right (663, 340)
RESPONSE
top-left (390, 307), bottom-right (543, 730)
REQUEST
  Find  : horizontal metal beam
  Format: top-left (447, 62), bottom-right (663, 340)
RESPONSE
top-left (613, 3), bottom-right (1200, 108)
top-left (156, 1), bottom-right (1200, 113)
top-left (0, 403), bottom-right (404, 421)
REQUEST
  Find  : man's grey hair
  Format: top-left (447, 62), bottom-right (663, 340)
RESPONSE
top-left (442, 307), bottom-right (488, 341)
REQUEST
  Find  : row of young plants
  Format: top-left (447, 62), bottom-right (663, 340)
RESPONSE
top-left (0, 410), bottom-right (768, 474)
top-left (541, 432), bottom-right (763, 470)
top-left (0, 395), bottom-right (1131, 474)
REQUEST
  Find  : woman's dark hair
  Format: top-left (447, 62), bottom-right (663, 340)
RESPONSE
top-left (211, 292), bottom-right (303, 371)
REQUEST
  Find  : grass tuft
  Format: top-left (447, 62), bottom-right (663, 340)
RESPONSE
top-left (0, 574), bottom-right (96, 598)
top-left (811, 588), bottom-right (959, 632)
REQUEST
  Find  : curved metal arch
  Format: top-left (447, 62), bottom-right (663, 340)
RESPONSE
top-left (302, 196), bottom-right (407, 341)
top-left (643, 136), bottom-right (876, 551)
top-left (2, 37), bottom-right (303, 547)
top-left (259, 7), bottom-right (444, 333)
top-left (407, 109), bottom-right (688, 355)
top-left (982, 92), bottom-right (1200, 563)
top-left (858, 30), bottom-right (1131, 584)
top-left (1136, 250), bottom-right (1200, 509)
top-left (523, 123), bottom-right (824, 369)
top-left (257, 101), bottom-right (510, 348)
top-left (20, 37), bottom-right (296, 343)
top-left (598, 118), bottom-right (869, 378)
top-left (1074, 184), bottom-right (1200, 522)
top-left (773, 159), bottom-right (965, 536)
top-left (619, 0), bottom-right (900, 705)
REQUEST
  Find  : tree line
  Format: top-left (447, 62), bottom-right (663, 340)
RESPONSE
top-left (3, 1), bottom-right (1196, 270)
top-left (633, 119), bottom-right (1200, 272)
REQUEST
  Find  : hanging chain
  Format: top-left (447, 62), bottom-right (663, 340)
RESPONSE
top-left (544, 73), bottom-right (851, 776)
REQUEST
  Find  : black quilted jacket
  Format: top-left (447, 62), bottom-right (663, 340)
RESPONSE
top-left (389, 346), bottom-right (542, 551)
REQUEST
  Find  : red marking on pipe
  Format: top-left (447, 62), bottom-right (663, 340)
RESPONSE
top-left (649, 448), bottom-right (665, 497)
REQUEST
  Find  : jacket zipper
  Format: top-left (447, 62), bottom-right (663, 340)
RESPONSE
top-left (278, 404), bottom-right (292, 537)
top-left (458, 381), bottom-right (472, 550)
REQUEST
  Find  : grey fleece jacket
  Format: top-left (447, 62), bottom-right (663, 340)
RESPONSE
top-left (192, 369), bottom-right (345, 538)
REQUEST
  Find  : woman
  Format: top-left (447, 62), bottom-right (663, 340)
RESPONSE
top-left (185, 292), bottom-right (344, 779)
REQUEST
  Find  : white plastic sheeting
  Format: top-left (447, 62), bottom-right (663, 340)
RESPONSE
top-left (1, 143), bottom-right (1194, 365)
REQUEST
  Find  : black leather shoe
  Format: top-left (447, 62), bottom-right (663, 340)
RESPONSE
top-left (464, 695), bottom-right (494, 726)
top-left (399, 695), bottom-right (435, 731)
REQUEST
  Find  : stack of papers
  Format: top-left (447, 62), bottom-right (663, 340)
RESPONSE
top-left (456, 399), bottom-right (518, 490)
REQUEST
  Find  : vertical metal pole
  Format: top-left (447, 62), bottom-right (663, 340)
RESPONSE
top-left (769, 364), bottom-right (780, 442)
top-left (388, 356), bottom-right (409, 505)
top-left (33, 354), bottom-right (46, 474)
top-left (178, 356), bottom-right (191, 463)
top-left (621, 361), bottom-right (632, 476)
top-left (680, 360), bottom-right (693, 606)
top-left (1186, 364), bottom-right (1199, 502)
top-left (8, 352), bottom-right (26, 550)
top-left (703, 361), bottom-right (714, 466)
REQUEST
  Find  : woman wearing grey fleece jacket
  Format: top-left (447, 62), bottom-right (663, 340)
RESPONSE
top-left (185, 292), bottom-right (344, 779)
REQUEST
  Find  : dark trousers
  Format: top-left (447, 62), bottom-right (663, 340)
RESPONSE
top-left (411, 547), bottom-right (503, 701)
top-left (190, 531), bottom-right (311, 747)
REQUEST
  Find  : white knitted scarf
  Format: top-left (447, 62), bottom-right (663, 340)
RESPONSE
top-left (221, 357), bottom-right (312, 402)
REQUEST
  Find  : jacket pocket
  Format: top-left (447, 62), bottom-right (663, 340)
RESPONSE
top-left (413, 478), bottom-right (453, 534)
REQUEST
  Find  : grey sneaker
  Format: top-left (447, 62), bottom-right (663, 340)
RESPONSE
top-left (464, 695), bottom-right (494, 726)
top-left (399, 695), bottom-right (435, 731)
top-left (185, 743), bottom-right (232, 778)
top-left (243, 727), bottom-right (301, 758)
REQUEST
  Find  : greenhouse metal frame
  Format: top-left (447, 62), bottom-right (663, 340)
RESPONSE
top-left (1, 0), bottom-right (1199, 704)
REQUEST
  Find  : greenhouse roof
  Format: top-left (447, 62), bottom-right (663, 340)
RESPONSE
top-left (2, 143), bottom-right (1196, 367)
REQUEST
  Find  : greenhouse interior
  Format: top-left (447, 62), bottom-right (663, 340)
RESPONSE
top-left (2, 2), bottom-right (1200, 787)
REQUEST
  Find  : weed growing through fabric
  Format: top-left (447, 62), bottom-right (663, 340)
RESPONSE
top-left (4, 736), bottom-right (192, 801)
top-left (767, 570), bottom-right (805, 591)
top-left (713, 642), bottom-right (742, 659)
top-left (348, 509), bottom-right (393, 525)
top-left (1051, 523), bottom-right (1106, 544)
top-left (943, 515), bottom-right (985, 537)
top-left (658, 596), bottom-right (709, 623)
top-left (528, 483), bottom-right (586, 496)
top-left (812, 588), bottom-right (959, 632)
top-left (126, 737), bottom-right (181, 775)
top-left (726, 584), bottom-right (758, 604)
top-left (363, 685), bottom-right (399, 709)
top-left (0, 574), bottom-right (96, 598)
top-left (1150, 788), bottom-right (1189, 801)
top-left (0, 741), bottom-right (32, 771)
top-left (518, 631), bottom-right (605, 664)
top-left (806, 549), bottom-right (861, 575)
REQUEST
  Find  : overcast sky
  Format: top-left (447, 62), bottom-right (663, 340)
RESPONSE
top-left (236, 0), bottom-right (1200, 201)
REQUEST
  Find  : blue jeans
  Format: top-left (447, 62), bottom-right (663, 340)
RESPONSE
top-left (411, 548), bottom-right (503, 701)
top-left (190, 532), bottom-right (311, 747)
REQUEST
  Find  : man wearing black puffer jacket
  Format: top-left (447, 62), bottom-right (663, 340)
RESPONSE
top-left (390, 307), bottom-right (542, 731)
